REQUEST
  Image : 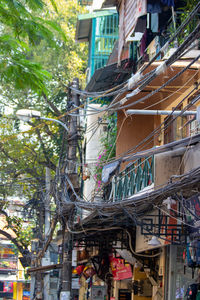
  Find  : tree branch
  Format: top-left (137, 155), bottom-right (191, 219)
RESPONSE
top-left (0, 229), bottom-right (28, 256)
top-left (43, 93), bottom-right (61, 116)
top-left (36, 214), bottom-right (58, 263)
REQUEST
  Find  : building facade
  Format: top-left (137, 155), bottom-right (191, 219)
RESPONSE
top-left (72, 1), bottom-right (200, 300)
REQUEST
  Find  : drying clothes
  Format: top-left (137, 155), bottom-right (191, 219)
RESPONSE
top-left (151, 13), bottom-right (159, 32)
top-left (135, 16), bottom-right (147, 33)
top-left (140, 29), bottom-right (147, 56)
top-left (161, 0), bottom-right (174, 6)
top-left (102, 161), bottom-right (120, 184)
top-left (147, 0), bottom-right (162, 13)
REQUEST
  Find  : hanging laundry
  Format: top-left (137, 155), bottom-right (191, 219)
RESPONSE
top-left (151, 13), bottom-right (159, 32)
top-left (186, 284), bottom-right (198, 300)
top-left (135, 16), bottom-right (147, 33)
top-left (186, 242), bottom-right (195, 268)
top-left (161, 0), bottom-right (174, 7)
top-left (147, 0), bottom-right (162, 13)
top-left (140, 29), bottom-right (147, 56)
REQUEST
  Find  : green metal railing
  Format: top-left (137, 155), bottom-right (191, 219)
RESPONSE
top-left (112, 156), bottom-right (154, 201)
top-left (89, 14), bottom-right (119, 78)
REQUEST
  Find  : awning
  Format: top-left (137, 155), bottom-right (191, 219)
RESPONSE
top-left (86, 58), bottom-right (134, 92)
top-left (75, 9), bottom-right (117, 42)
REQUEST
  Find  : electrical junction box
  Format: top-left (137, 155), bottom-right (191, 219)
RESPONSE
top-left (50, 277), bottom-right (58, 294)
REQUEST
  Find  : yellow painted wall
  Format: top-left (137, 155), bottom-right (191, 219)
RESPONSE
top-left (132, 267), bottom-right (151, 300)
top-left (117, 111), bottom-right (155, 170)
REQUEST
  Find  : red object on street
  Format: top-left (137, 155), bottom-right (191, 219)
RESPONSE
top-left (75, 265), bottom-right (85, 275)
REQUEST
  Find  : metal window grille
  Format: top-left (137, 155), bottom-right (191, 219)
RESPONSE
top-left (89, 13), bottom-right (119, 78)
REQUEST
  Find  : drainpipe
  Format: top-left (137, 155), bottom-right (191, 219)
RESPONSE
top-left (126, 109), bottom-right (197, 116)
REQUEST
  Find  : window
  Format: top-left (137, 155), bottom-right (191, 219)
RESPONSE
top-left (164, 105), bottom-right (188, 144)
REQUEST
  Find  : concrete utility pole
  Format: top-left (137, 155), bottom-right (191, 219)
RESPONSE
top-left (35, 202), bottom-right (45, 300)
top-left (35, 168), bottom-right (51, 300)
top-left (43, 167), bottom-right (51, 300)
top-left (60, 78), bottom-right (80, 300)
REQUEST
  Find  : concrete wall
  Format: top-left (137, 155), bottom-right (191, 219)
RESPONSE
top-left (83, 104), bottom-right (106, 202)
top-left (116, 111), bottom-right (155, 170)
top-left (183, 142), bottom-right (200, 173)
top-left (154, 151), bottom-right (182, 188)
top-left (155, 142), bottom-right (200, 188)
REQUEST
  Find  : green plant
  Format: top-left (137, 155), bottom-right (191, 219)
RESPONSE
top-left (167, 0), bottom-right (200, 46)
top-left (94, 114), bottom-right (117, 191)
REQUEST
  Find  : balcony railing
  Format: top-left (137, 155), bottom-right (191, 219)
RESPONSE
top-left (104, 156), bottom-right (154, 202)
top-left (89, 14), bottom-right (119, 77)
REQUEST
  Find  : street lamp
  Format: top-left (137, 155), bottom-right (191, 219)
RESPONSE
top-left (16, 109), bottom-right (69, 132)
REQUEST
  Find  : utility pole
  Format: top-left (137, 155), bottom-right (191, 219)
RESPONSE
top-left (43, 167), bottom-right (51, 300)
top-left (60, 78), bottom-right (80, 300)
top-left (35, 168), bottom-right (51, 300)
top-left (35, 197), bottom-right (45, 300)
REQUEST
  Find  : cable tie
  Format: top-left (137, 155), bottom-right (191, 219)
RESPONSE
top-left (155, 61), bottom-right (167, 76)
top-left (126, 87), bottom-right (141, 99)
top-left (128, 72), bottom-right (142, 90)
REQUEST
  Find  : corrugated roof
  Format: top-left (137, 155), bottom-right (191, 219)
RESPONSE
top-left (86, 59), bottom-right (134, 92)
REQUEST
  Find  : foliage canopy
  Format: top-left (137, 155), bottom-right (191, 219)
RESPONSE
top-left (0, 0), bottom-right (88, 254)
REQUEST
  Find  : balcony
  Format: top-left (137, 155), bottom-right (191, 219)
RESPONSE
top-left (104, 156), bottom-right (154, 202)
top-left (89, 13), bottom-right (119, 77)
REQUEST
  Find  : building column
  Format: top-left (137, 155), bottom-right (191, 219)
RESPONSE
top-left (167, 245), bottom-right (177, 300)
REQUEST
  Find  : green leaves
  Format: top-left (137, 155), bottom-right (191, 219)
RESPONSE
top-left (0, 55), bottom-right (51, 92)
top-left (0, 0), bottom-right (65, 93)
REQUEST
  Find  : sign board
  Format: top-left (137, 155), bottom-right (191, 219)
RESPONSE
top-left (0, 244), bottom-right (17, 271)
top-left (136, 206), bottom-right (179, 252)
top-left (60, 291), bottom-right (70, 300)
top-left (118, 289), bottom-right (131, 300)
top-left (91, 286), bottom-right (106, 300)
top-left (109, 255), bottom-right (132, 280)
top-left (72, 250), bottom-right (77, 267)
top-left (72, 278), bottom-right (80, 290)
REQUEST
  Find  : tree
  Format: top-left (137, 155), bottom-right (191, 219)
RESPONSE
top-left (0, 0), bottom-right (87, 260)
top-left (0, 0), bottom-right (66, 92)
